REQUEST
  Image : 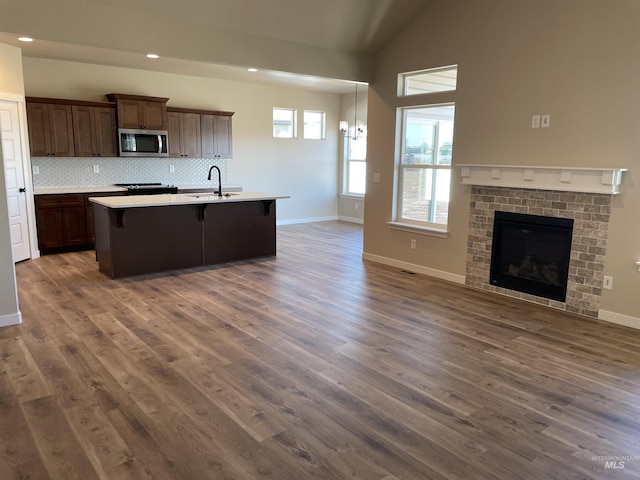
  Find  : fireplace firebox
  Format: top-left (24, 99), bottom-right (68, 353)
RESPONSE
top-left (490, 211), bottom-right (574, 302)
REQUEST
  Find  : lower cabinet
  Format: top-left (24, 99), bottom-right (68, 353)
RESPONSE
top-left (35, 194), bottom-right (87, 250)
top-left (35, 192), bottom-right (126, 253)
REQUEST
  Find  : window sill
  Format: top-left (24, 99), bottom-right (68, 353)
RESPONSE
top-left (341, 194), bottom-right (365, 199)
top-left (387, 222), bottom-right (449, 238)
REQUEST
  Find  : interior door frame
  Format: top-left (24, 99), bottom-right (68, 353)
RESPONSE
top-left (0, 91), bottom-right (39, 260)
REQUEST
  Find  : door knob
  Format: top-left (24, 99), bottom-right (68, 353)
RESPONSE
top-left (19, 187), bottom-right (26, 193)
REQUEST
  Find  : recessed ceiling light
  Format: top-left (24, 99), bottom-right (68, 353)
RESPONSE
top-left (18, 37), bottom-right (33, 42)
top-left (247, 68), bottom-right (258, 72)
top-left (146, 54), bottom-right (159, 59)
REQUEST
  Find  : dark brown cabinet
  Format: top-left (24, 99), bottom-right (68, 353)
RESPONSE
top-left (72, 105), bottom-right (118, 157)
top-left (167, 111), bottom-right (201, 158)
top-left (201, 113), bottom-right (233, 158)
top-left (106, 93), bottom-right (169, 130)
top-left (85, 192), bottom-right (126, 244)
top-left (93, 199), bottom-right (277, 278)
top-left (26, 102), bottom-right (75, 157)
top-left (35, 191), bottom-right (127, 253)
top-left (35, 194), bottom-right (87, 250)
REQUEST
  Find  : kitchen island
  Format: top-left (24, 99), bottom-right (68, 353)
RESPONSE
top-left (90, 192), bottom-right (289, 278)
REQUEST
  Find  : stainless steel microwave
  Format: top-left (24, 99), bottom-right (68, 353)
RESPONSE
top-left (118, 128), bottom-right (169, 157)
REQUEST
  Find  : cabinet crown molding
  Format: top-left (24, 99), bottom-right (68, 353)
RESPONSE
top-left (106, 93), bottom-right (170, 104)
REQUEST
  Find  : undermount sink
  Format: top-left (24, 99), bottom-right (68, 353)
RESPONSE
top-left (186, 192), bottom-right (240, 199)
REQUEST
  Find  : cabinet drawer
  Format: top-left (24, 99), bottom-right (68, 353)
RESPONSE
top-left (35, 193), bottom-right (85, 208)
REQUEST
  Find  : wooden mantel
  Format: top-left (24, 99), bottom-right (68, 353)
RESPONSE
top-left (458, 165), bottom-right (628, 194)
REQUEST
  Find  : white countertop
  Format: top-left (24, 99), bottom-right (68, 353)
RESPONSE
top-left (34, 184), bottom-right (243, 195)
top-left (34, 186), bottom-right (128, 195)
top-left (89, 192), bottom-right (289, 208)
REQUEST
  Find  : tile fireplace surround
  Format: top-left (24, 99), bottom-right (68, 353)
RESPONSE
top-left (461, 166), bottom-right (626, 318)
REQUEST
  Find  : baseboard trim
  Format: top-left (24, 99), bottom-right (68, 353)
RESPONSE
top-left (0, 311), bottom-right (22, 327)
top-left (362, 252), bottom-right (466, 285)
top-left (277, 216), bottom-right (338, 226)
top-left (337, 216), bottom-right (364, 225)
top-left (598, 309), bottom-right (640, 330)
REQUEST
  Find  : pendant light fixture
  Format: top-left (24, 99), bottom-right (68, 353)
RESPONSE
top-left (340, 83), bottom-right (364, 140)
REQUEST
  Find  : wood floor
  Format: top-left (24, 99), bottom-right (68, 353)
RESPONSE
top-left (3, 221), bottom-right (640, 479)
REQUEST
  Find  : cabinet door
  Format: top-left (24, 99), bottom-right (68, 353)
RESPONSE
top-left (62, 206), bottom-right (88, 246)
top-left (168, 112), bottom-right (201, 157)
top-left (141, 102), bottom-right (167, 130)
top-left (167, 111), bottom-right (183, 157)
top-left (94, 107), bottom-right (118, 156)
top-left (72, 105), bottom-right (96, 156)
top-left (213, 115), bottom-right (232, 158)
top-left (182, 113), bottom-right (201, 157)
top-left (26, 103), bottom-right (52, 156)
top-left (36, 208), bottom-right (64, 249)
top-left (201, 114), bottom-right (232, 158)
top-left (48, 104), bottom-right (75, 156)
top-left (117, 100), bottom-right (144, 129)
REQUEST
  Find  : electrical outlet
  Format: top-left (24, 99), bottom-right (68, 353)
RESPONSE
top-left (410, 239), bottom-right (416, 250)
top-left (531, 115), bottom-right (540, 128)
top-left (32, 165), bottom-right (40, 175)
top-left (354, 203), bottom-right (359, 210)
top-left (93, 165), bottom-right (100, 174)
top-left (170, 165), bottom-right (175, 173)
top-left (603, 276), bottom-right (613, 290)
top-left (373, 172), bottom-right (381, 183)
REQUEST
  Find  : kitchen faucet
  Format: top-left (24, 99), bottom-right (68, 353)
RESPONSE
top-left (207, 165), bottom-right (223, 197)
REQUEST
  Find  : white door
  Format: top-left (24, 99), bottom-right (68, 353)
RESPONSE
top-left (0, 101), bottom-right (30, 262)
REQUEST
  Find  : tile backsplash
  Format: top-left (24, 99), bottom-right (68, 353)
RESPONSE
top-left (31, 157), bottom-right (227, 188)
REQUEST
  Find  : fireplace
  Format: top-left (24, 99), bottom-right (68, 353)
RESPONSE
top-left (490, 211), bottom-right (574, 302)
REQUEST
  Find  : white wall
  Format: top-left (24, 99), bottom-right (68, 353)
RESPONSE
top-left (0, 42), bottom-right (23, 326)
top-left (22, 58), bottom-right (341, 223)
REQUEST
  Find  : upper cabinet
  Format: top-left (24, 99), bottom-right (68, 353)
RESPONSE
top-left (202, 113), bottom-right (233, 159)
top-left (106, 93), bottom-right (169, 130)
top-left (26, 94), bottom-right (233, 159)
top-left (72, 105), bottom-right (118, 157)
top-left (26, 101), bottom-right (75, 157)
top-left (167, 110), bottom-right (201, 158)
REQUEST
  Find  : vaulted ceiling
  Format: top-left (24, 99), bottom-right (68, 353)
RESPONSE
top-left (0, 0), bottom-right (435, 92)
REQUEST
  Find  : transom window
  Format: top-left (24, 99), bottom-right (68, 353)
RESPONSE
top-left (303, 110), bottom-right (326, 139)
top-left (398, 65), bottom-right (458, 97)
top-left (273, 108), bottom-right (297, 138)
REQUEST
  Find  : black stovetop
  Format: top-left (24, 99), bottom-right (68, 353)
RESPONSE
top-left (114, 183), bottom-right (178, 195)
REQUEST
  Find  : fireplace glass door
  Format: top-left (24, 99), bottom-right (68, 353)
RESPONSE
top-left (490, 211), bottom-right (574, 302)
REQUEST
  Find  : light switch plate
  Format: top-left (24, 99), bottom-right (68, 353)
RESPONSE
top-left (32, 165), bottom-right (40, 175)
top-left (541, 115), bottom-right (550, 128)
top-left (531, 115), bottom-right (541, 128)
top-left (373, 172), bottom-right (381, 183)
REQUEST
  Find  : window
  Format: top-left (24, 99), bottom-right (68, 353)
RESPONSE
top-left (303, 110), bottom-right (326, 139)
top-left (395, 64), bottom-right (457, 231)
top-left (396, 103), bottom-right (455, 228)
top-left (398, 65), bottom-right (457, 97)
top-left (344, 126), bottom-right (367, 195)
top-left (273, 108), bottom-right (297, 138)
